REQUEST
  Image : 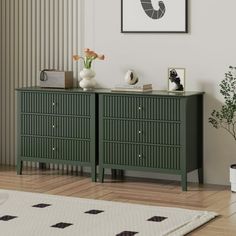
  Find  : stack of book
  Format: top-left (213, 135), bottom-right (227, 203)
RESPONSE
top-left (111, 83), bottom-right (152, 92)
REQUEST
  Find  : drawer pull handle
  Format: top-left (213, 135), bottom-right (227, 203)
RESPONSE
top-left (138, 154), bottom-right (142, 158)
top-left (138, 130), bottom-right (142, 134)
top-left (52, 147), bottom-right (55, 151)
top-left (138, 106), bottom-right (142, 110)
top-left (52, 125), bottom-right (55, 128)
top-left (52, 102), bottom-right (56, 106)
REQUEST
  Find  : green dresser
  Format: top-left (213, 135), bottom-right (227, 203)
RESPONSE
top-left (98, 91), bottom-right (204, 191)
top-left (16, 88), bottom-right (97, 181)
top-left (16, 88), bottom-right (204, 190)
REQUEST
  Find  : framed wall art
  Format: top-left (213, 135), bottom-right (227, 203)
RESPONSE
top-left (168, 67), bottom-right (185, 92)
top-left (121, 0), bottom-right (188, 33)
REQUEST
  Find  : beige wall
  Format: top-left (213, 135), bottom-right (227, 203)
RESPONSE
top-left (0, 0), bottom-right (83, 165)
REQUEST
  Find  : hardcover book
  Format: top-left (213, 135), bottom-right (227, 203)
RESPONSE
top-left (111, 83), bottom-right (152, 92)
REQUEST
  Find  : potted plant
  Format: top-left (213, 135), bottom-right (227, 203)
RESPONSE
top-left (209, 66), bottom-right (236, 192)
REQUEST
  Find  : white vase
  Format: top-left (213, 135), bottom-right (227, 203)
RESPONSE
top-left (79, 68), bottom-right (96, 91)
top-left (230, 164), bottom-right (236, 192)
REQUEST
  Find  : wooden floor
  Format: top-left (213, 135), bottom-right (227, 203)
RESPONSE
top-left (0, 166), bottom-right (236, 235)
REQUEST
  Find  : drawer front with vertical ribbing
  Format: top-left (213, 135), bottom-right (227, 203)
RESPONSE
top-left (103, 142), bottom-right (181, 170)
top-left (102, 95), bottom-right (181, 121)
top-left (21, 136), bottom-right (91, 163)
top-left (21, 114), bottom-right (91, 139)
top-left (21, 92), bottom-right (91, 116)
top-left (103, 119), bottom-right (181, 145)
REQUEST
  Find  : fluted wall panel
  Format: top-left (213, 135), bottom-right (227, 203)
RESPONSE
top-left (0, 0), bottom-right (83, 165)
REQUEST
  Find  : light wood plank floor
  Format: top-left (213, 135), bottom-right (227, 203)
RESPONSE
top-left (0, 166), bottom-right (236, 235)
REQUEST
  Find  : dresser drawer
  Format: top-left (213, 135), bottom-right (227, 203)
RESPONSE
top-left (103, 95), bottom-right (181, 121)
top-left (21, 114), bottom-right (90, 139)
top-left (21, 92), bottom-right (91, 116)
top-left (21, 136), bottom-right (91, 163)
top-left (103, 119), bottom-right (180, 145)
top-left (103, 142), bottom-right (181, 170)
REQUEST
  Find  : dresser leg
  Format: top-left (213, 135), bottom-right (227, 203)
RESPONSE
top-left (111, 169), bottom-right (117, 178)
top-left (80, 166), bottom-right (84, 176)
top-left (99, 167), bottom-right (104, 183)
top-left (17, 160), bottom-right (23, 175)
top-left (39, 163), bottom-right (46, 170)
top-left (91, 165), bottom-right (97, 182)
top-left (112, 169), bottom-right (124, 179)
top-left (198, 168), bottom-right (204, 184)
top-left (181, 173), bottom-right (187, 191)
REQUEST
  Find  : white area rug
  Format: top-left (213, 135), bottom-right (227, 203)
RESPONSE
top-left (0, 189), bottom-right (218, 236)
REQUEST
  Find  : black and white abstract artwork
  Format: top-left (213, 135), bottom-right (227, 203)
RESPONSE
top-left (121, 0), bottom-right (187, 33)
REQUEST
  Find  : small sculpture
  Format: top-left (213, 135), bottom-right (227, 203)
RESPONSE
top-left (169, 69), bottom-right (184, 91)
top-left (124, 69), bottom-right (139, 85)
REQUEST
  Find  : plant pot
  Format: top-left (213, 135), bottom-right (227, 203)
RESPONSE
top-left (230, 164), bottom-right (236, 192)
top-left (79, 68), bottom-right (96, 91)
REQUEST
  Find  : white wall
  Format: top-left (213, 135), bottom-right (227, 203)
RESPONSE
top-left (84, 0), bottom-right (236, 185)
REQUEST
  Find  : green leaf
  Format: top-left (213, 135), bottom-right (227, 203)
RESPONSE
top-left (209, 66), bottom-right (236, 140)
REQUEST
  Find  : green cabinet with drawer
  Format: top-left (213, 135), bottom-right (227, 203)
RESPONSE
top-left (98, 92), bottom-right (204, 191)
top-left (16, 88), bottom-right (97, 181)
top-left (16, 88), bottom-right (203, 190)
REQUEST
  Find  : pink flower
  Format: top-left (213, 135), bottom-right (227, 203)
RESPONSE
top-left (72, 55), bottom-right (81, 61)
top-left (98, 55), bottom-right (105, 60)
top-left (73, 48), bottom-right (105, 69)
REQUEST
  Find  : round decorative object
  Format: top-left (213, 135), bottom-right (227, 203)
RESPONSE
top-left (124, 69), bottom-right (139, 85)
top-left (79, 68), bottom-right (96, 91)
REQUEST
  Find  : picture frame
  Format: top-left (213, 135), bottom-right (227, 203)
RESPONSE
top-left (121, 0), bottom-right (188, 33)
top-left (168, 68), bottom-right (185, 92)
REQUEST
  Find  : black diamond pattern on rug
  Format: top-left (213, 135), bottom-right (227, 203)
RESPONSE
top-left (32, 203), bottom-right (51, 208)
top-left (84, 209), bottom-right (104, 214)
top-left (116, 231), bottom-right (138, 236)
top-left (51, 222), bottom-right (73, 229)
top-left (0, 215), bottom-right (17, 221)
top-left (147, 216), bottom-right (167, 222)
